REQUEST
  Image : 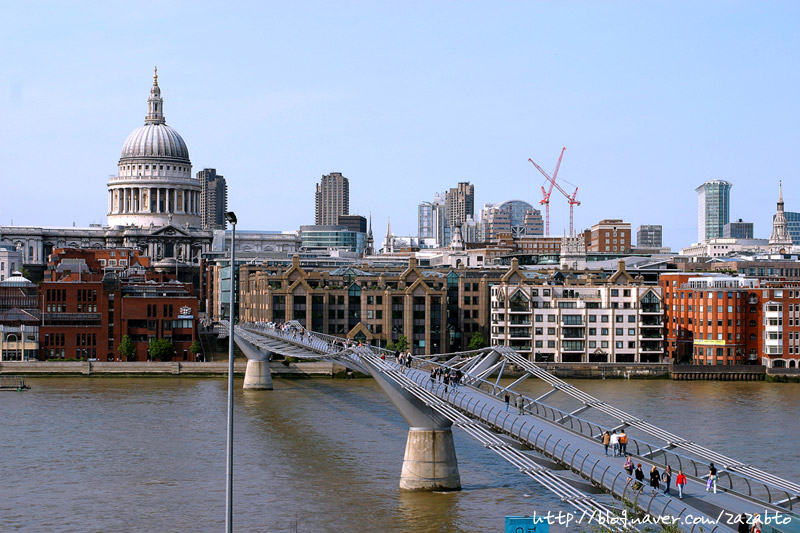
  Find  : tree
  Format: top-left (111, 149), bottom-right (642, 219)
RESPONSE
top-left (149, 339), bottom-right (175, 361)
top-left (468, 331), bottom-right (487, 350)
top-left (118, 335), bottom-right (137, 361)
top-left (189, 339), bottom-right (202, 359)
top-left (386, 335), bottom-right (409, 352)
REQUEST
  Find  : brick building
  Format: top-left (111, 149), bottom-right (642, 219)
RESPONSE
top-left (584, 219), bottom-right (632, 253)
top-left (40, 249), bottom-right (197, 361)
top-left (661, 272), bottom-right (800, 368)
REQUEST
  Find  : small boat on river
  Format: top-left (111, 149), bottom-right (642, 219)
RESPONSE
top-left (0, 376), bottom-right (31, 391)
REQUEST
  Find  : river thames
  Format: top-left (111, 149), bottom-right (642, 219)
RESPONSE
top-left (2, 377), bottom-right (798, 532)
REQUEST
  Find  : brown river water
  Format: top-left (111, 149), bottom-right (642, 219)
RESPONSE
top-left (1, 377), bottom-right (798, 532)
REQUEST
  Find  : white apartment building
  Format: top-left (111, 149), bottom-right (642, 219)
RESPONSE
top-left (490, 265), bottom-right (664, 363)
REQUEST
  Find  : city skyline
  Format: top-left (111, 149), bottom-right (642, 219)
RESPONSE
top-left (2, 2), bottom-right (799, 249)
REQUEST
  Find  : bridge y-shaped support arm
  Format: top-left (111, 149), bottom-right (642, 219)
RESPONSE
top-left (360, 356), bottom-right (461, 492)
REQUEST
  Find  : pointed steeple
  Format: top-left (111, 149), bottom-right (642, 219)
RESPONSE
top-left (365, 212), bottom-right (374, 255)
top-left (770, 181), bottom-right (792, 250)
top-left (384, 218), bottom-right (394, 254)
top-left (145, 67), bottom-right (165, 125)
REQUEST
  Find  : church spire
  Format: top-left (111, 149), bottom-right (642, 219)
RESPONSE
top-left (365, 212), bottom-right (374, 256)
top-left (145, 67), bottom-right (165, 125)
top-left (770, 181), bottom-right (792, 251)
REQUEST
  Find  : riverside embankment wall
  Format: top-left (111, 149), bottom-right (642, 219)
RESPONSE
top-left (0, 361), bottom-right (340, 377)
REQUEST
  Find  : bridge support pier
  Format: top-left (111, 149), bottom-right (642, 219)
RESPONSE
top-left (243, 360), bottom-right (273, 390)
top-left (399, 427), bottom-right (460, 492)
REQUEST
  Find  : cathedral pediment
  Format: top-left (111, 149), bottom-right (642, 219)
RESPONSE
top-left (149, 224), bottom-right (190, 237)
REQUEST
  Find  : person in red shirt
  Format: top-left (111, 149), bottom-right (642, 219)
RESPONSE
top-left (675, 470), bottom-right (688, 500)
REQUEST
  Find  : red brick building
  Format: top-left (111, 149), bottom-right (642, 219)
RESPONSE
top-left (661, 273), bottom-right (800, 368)
top-left (40, 249), bottom-right (197, 361)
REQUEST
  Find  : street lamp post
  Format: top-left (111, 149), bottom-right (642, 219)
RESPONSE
top-left (224, 210), bottom-right (237, 533)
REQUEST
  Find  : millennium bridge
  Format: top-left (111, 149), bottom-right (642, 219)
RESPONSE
top-left (222, 320), bottom-right (800, 533)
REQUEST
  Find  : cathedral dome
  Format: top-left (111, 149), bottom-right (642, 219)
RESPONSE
top-left (120, 123), bottom-right (190, 162)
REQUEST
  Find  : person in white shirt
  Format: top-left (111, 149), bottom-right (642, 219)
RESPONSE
top-left (609, 430), bottom-right (620, 457)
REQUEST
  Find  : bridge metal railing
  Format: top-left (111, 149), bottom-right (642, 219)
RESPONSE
top-left (418, 347), bottom-right (800, 513)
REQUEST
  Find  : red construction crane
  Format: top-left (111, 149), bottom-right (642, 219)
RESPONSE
top-left (550, 175), bottom-right (580, 237)
top-left (528, 147), bottom-right (565, 236)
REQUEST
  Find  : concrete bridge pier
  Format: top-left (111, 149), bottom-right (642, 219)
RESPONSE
top-left (232, 333), bottom-right (273, 390)
top-left (359, 356), bottom-right (461, 492)
top-left (400, 426), bottom-right (460, 492)
top-left (243, 360), bottom-right (273, 390)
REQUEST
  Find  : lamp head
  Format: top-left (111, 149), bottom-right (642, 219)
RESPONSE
top-left (225, 211), bottom-right (237, 224)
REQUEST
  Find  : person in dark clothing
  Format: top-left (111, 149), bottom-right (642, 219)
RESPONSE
top-left (634, 464), bottom-right (645, 490)
top-left (504, 392), bottom-right (510, 412)
top-left (707, 462), bottom-right (718, 493)
top-left (662, 465), bottom-right (672, 496)
top-left (649, 465), bottom-right (661, 495)
top-left (737, 513), bottom-right (750, 533)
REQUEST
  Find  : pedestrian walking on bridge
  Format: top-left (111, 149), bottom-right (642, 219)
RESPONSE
top-left (602, 431), bottom-right (611, 456)
top-left (675, 470), bottom-right (687, 499)
top-left (504, 392), bottom-right (510, 412)
top-left (662, 465), bottom-right (672, 496)
top-left (609, 430), bottom-right (619, 457)
top-left (515, 393), bottom-right (525, 415)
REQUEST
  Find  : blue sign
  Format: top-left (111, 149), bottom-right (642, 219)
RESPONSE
top-left (505, 516), bottom-right (549, 533)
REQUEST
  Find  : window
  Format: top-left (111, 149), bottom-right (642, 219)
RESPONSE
top-left (616, 328), bottom-right (623, 335)
top-left (628, 328), bottom-right (635, 335)
top-left (616, 341), bottom-right (623, 349)
top-left (628, 315), bottom-right (636, 323)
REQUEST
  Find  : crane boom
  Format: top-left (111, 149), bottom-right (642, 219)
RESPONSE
top-left (528, 147), bottom-right (566, 236)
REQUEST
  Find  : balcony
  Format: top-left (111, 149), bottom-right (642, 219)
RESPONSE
top-left (554, 290), bottom-right (601, 300)
top-left (639, 333), bottom-right (664, 341)
top-left (640, 305), bottom-right (661, 314)
top-left (640, 345), bottom-right (663, 353)
top-left (561, 342), bottom-right (586, 353)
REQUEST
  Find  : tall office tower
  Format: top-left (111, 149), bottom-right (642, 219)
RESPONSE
top-left (786, 212), bottom-right (800, 244)
top-left (315, 172), bottom-right (350, 225)
top-left (445, 182), bottom-right (475, 228)
top-left (418, 193), bottom-right (446, 245)
top-left (636, 225), bottom-right (663, 248)
top-left (696, 180), bottom-right (732, 243)
top-left (523, 209), bottom-right (544, 237)
top-left (198, 168), bottom-right (227, 230)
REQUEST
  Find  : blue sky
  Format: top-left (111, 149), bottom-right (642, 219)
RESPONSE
top-left (2, 1), bottom-right (798, 249)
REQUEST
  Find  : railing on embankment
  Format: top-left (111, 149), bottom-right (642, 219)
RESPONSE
top-left (0, 361), bottom-right (335, 376)
top-left (670, 364), bottom-right (766, 381)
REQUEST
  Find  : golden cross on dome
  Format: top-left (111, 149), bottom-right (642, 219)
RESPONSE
top-left (154, 66), bottom-right (158, 85)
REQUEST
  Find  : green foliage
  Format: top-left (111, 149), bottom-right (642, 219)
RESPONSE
top-left (394, 335), bottom-right (409, 352)
top-left (148, 338), bottom-right (175, 361)
top-left (189, 339), bottom-right (202, 356)
top-left (467, 331), bottom-right (487, 350)
top-left (118, 335), bottom-right (137, 361)
top-left (387, 335), bottom-right (410, 352)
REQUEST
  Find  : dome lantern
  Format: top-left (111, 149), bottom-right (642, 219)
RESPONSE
top-left (145, 66), bottom-right (165, 125)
